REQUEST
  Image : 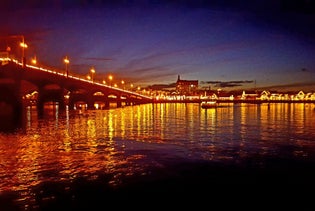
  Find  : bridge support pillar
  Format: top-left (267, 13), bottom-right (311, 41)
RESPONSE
top-left (37, 87), bottom-right (66, 117)
top-left (0, 80), bottom-right (24, 131)
top-left (0, 100), bottom-right (24, 131)
top-left (87, 104), bottom-right (94, 110)
top-left (103, 101), bottom-right (109, 109)
top-left (37, 97), bottom-right (45, 118)
top-left (68, 101), bottom-right (75, 110)
top-left (87, 100), bottom-right (95, 110)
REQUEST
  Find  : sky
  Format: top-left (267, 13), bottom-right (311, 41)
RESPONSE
top-left (1, 0), bottom-right (315, 92)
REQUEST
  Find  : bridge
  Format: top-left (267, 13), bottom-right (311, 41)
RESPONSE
top-left (0, 57), bottom-right (153, 128)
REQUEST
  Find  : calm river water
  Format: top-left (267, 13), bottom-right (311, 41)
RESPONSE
top-left (1, 102), bottom-right (315, 210)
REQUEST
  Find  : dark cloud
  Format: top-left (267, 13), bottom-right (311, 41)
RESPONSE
top-left (146, 83), bottom-right (176, 90)
top-left (229, 80), bottom-right (254, 84)
top-left (257, 81), bottom-right (315, 92)
top-left (201, 80), bottom-right (254, 88)
top-left (201, 80), bottom-right (253, 84)
top-left (217, 82), bottom-right (242, 88)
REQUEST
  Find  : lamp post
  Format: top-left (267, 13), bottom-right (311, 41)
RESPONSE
top-left (121, 80), bottom-right (125, 89)
top-left (90, 67), bottom-right (95, 82)
top-left (31, 55), bottom-right (37, 65)
top-left (0, 35), bottom-right (27, 65)
top-left (19, 36), bottom-right (27, 67)
top-left (108, 75), bottom-right (113, 87)
top-left (64, 56), bottom-right (70, 77)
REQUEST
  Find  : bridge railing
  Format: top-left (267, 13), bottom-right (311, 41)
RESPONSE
top-left (0, 57), bottom-right (152, 100)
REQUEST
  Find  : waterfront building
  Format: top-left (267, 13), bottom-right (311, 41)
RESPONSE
top-left (240, 90), bottom-right (259, 100)
top-left (176, 75), bottom-right (198, 95)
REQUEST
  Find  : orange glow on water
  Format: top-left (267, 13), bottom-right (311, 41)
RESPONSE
top-left (0, 102), bottom-right (315, 208)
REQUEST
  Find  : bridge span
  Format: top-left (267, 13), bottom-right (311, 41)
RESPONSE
top-left (0, 58), bottom-right (153, 128)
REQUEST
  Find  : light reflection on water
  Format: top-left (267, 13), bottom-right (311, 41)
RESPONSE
top-left (0, 102), bottom-right (315, 206)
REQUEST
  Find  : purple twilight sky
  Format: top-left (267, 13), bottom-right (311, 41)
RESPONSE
top-left (1, 0), bottom-right (315, 91)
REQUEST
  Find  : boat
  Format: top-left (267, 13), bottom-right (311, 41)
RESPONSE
top-left (201, 100), bottom-right (217, 109)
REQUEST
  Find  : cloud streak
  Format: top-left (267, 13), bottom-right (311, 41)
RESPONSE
top-left (201, 80), bottom-right (254, 88)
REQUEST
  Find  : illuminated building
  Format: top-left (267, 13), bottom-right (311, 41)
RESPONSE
top-left (176, 75), bottom-right (198, 95)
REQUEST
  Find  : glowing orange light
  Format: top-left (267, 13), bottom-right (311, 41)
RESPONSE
top-left (31, 56), bottom-right (37, 65)
top-left (64, 57), bottom-right (69, 64)
top-left (20, 42), bottom-right (28, 48)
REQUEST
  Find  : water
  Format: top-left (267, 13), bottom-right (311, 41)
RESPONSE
top-left (0, 102), bottom-right (315, 209)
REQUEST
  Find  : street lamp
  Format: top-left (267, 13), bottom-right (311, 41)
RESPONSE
top-left (108, 75), bottom-right (113, 86)
top-left (0, 35), bottom-right (27, 65)
top-left (121, 80), bottom-right (125, 89)
top-left (19, 37), bottom-right (27, 67)
top-left (64, 56), bottom-right (70, 77)
top-left (31, 56), bottom-right (37, 65)
top-left (90, 67), bottom-right (95, 82)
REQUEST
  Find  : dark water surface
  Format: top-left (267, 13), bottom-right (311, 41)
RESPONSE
top-left (0, 103), bottom-right (315, 210)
